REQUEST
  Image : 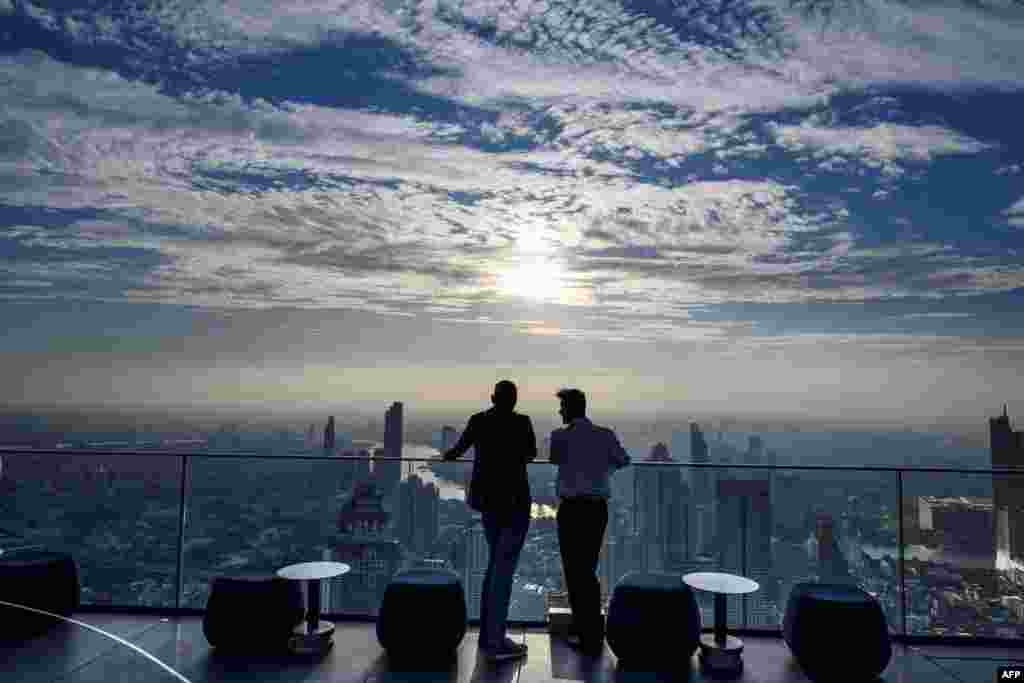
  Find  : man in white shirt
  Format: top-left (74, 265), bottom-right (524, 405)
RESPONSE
top-left (549, 388), bottom-right (631, 656)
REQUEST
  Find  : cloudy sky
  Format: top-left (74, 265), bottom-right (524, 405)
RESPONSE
top-left (1, 0), bottom-right (1023, 426)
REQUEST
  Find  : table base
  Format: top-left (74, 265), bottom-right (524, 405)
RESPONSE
top-left (698, 634), bottom-right (744, 677)
top-left (288, 621), bottom-right (335, 655)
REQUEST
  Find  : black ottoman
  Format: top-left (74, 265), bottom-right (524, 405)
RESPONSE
top-left (606, 571), bottom-right (701, 669)
top-left (0, 550), bottom-right (80, 640)
top-left (203, 574), bottom-right (304, 654)
top-left (377, 568), bottom-right (466, 662)
top-left (783, 582), bottom-right (891, 681)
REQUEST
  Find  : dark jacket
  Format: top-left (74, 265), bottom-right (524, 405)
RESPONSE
top-left (447, 407), bottom-right (537, 515)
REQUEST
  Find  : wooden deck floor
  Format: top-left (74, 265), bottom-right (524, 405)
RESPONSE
top-left (2, 613), bottom-right (1021, 683)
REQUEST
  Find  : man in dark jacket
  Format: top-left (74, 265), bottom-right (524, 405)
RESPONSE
top-left (443, 380), bottom-right (536, 660)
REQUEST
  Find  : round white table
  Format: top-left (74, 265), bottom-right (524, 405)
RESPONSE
top-left (683, 572), bottom-right (759, 677)
top-left (277, 561), bottom-right (350, 654)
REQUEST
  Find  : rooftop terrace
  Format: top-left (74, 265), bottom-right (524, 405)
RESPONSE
top-left (2, 447), bottom-right (1024, 681)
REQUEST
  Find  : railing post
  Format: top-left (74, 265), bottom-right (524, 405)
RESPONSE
top-left (175, 454), bottom-right (190, 610)
top-left (897, 469), bottom-right (907, 637)
top-left (741, 495), bottom-right (748, 629)
top-left (632, 461), bottom-right (637, 536)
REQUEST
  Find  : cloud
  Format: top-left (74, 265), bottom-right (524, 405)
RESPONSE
top-left (2, 1), bottom-right (1023, 352)
top-left (767, 0), bottom-right (1024, 90)
top-left (768, 119), bottom-right (992, 179)
top-left (896, 312), bottom-right (973, 320)
top-left (1005, 196), bottom-right (1024, 228)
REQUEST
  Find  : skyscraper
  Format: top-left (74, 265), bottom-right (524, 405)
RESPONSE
top-left (460, 519), bottom-right (489, 619)
top-left (690, 423), bottom-right (715, 558)
top-left (385, 402), bottom-right (403, 460)
top-left (396, 474), bottom-right (440, 556)
top-left (376, 402), bottom-right (404, 506)
top-left (324, 416), bottom-right (335, 452)
top-left (441, 425), bottom-right (458, 451)
top-left (691, 423), bottom-right (711, 498)
top-left (747, 435), bottom-right (764, 463)
top-left (813, 513), bottom-right (851, 583)
top-left (332, 481), bottom-right (401, 615)
top-left (637, 443), bottom-right (689, 570)
top-left (991, 405), bottom-right (1024, 562)
top-left (715, 477), bottom-right (772, 573)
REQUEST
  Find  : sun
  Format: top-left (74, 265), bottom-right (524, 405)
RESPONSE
top-left (496, 258), bottom-right (566, 302)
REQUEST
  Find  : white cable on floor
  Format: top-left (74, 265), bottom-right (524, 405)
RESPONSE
top-left (0, 599), bottom-right (193, 683)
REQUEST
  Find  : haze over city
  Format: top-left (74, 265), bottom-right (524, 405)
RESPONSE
top-left (1, 0), bottom-right (1022, 432)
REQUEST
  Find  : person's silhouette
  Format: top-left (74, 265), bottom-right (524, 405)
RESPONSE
top-left (549, 388), bottom-right (631, 656)
top-left (443, 380), bottom-right (537, 661)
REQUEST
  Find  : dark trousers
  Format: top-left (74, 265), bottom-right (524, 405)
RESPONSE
top-left (480, 508), bottom-right (530, 648)
top-left (557, 497), bottom-right (608, 643)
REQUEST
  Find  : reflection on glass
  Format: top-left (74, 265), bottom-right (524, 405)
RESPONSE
top-left (902, 471), bottom-right (1024, 638)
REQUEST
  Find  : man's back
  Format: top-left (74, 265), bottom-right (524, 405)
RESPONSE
top-left (462, 407), bottom-right (537, 513)
top-left (549, 417), bottom-right (631, 499)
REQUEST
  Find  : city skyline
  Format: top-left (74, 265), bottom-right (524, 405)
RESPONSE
top-left (2, 1), bottom-right (1024, 425)
top-left (3, 398), bottom-right (1024, 638)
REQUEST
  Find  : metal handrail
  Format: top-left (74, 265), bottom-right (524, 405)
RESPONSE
top-left (897, 470), bottom-right (907, 637)
top-left (2, 446), bottom-right (1020, 474)
top-left (174, 454), bottom-right (189, 610)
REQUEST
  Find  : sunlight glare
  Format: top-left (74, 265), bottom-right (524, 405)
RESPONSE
top-left (496, 258), bottom-right (565, 302)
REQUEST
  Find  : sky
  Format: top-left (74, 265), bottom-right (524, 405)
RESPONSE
top-left (1, 0), bottom-right (1023, 428)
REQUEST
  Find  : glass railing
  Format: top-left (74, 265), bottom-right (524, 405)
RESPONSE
top-left (0, 450), bottom-right (182, 607)
top-left (1, 447), bottom-right (1022, 640)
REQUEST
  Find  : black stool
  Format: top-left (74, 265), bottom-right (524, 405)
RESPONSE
top-left (783, 582), bottom-right (892, 681)
top-left (0, 549), bottom-right (79, 640)
top-left (203, 574), bottom-right (304, 654)
top-left (606, 571), bottom-right (701, 669)
top-left (377, 568), bottom-right (466, 662)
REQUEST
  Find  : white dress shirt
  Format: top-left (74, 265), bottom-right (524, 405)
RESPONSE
top-left (549, 416), bottom-right (631, 499)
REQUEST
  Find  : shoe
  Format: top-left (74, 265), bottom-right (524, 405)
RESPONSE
top-left (483, 638), bottom-right (528, 661)
top-left (503, 637), bottom-right (527, 653)
top-left (481, 634), bottom-right (528, 663)
top-left (481, 637), bottom-right (527, 652)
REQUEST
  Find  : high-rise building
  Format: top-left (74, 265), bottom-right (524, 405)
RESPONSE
top-left (715, 477), bottom-right (773, 576)
top-left (611, 533), bottom-right (647, 576)
top-left (918, 495), bottom-right (1007, 591)
top-left (336, 448), bottom-right (372, 491)
top-left (376, 403), bottom-right (404, 503)
top-left (991, 405), bottom-right (1024, 562)
top-left (396, 474), bottom-right (440, 556)
top-left (812, 512), bottom-right (851, 583)
top-left (332, 481), bottom-right (401, 615)
top-left (441, 425), bottom-right (458, 451)
top-left (306, 423), bottom-right (318, 449)
top-left (690, 423), bottom-right (715, 557)
top-left (385, 402), bottom-right (403, 460)
top-left (324, 416), bottom-right (336, 452)
top-left (637, 443), bottom-right (689, 569)
top-left (690, 423), bottom-right (712, 497)
top-left (460, 519), bottom-right (488, 618)
top-left (747, 435), bottom-right (764, 463)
